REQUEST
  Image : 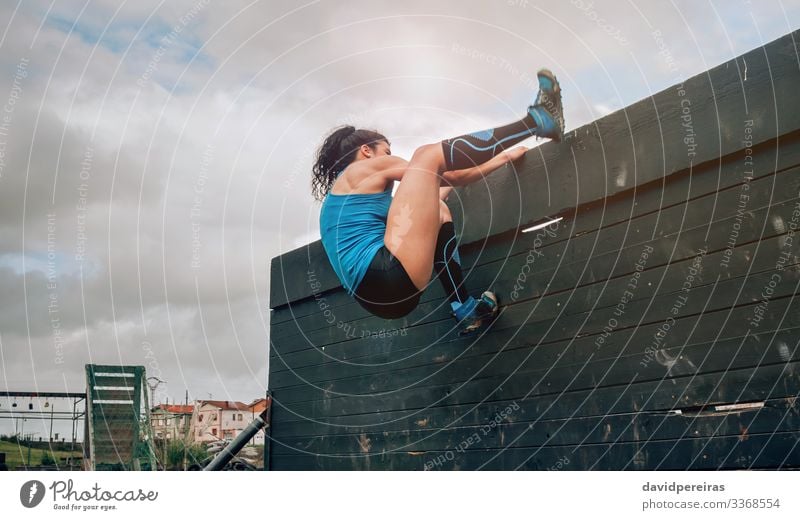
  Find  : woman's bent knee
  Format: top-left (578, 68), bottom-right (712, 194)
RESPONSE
top-left (414, 142), bottom-right (438, 154)
top-left (412, 143), bottom-right (445, 170)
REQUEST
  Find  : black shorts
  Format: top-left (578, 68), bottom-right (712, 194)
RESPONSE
top-left (353, 245), bottom-right (423, 319)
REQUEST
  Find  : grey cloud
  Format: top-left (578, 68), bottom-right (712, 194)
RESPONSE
top-left (0, 0), bottom-right (798, 410)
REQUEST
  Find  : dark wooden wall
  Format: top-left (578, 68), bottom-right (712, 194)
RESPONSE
top-left (266, 30), bottom-right (800, 470)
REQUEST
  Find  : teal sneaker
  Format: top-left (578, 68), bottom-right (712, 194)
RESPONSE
top-left (527, 68), bottom-right (564, 142)
top-left (452, 291), bottom-right (499, 336)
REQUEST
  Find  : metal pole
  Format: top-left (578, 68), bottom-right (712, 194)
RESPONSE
top-left (183, 390), bottom-right (188, 471)
top-left (203, 409), bottom-right (267, 471)
top-left (141, 375), bottom-right (158, 470)
top-left (71, 398), bottom-right (77, 453)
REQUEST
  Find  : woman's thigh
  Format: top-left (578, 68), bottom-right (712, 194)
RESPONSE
top-left (384, 143), bottom-right (446, 290)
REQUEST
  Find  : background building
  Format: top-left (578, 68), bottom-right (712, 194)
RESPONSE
top-left (190, 400), bottom-right (251, 443)
top-left (150, 404), bottom-right (193, 441)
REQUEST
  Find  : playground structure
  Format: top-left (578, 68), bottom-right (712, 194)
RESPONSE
top-left (266, 30), bottom-right (800, 470)
top-left (3, 364), bottom-right (270, 471)
top-left (83, 364), bottom-right (157, 470)
top-left (0, 390), bottom-right (85, 470)
top-left (1, 364), bottom-right (156, 470)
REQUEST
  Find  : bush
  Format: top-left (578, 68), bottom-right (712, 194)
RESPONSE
top-left (166, 439), bottom-right (208, 470)
top-left (41, 451), bottom-right (56, 465)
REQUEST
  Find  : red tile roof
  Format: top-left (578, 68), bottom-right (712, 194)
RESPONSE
top-left (153, 399), bottom-right (269, 413)
top-left (196, 400), bottom-right (250, 411)
top-left (153, 404), bottom-right (194, 414)
top-left (248, 397), bottom-right (271, 413)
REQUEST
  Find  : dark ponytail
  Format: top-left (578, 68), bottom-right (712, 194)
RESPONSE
top-left (311, 125), bottom-right (389, 201)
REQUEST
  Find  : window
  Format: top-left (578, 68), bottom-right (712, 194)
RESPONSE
top-left (211, 413), bottom-right (217, 421)
top-left (212, 428), bottom-right (217, 436)
top-left (199, 414), bottom-right (204, 421)
top-left (238, 413), bottom-right (243, 421)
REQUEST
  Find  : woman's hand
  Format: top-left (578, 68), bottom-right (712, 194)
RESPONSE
top-left (440, 145), bottom-right (529, 188)
top-left (474, 145), bottom-right (529, 174)
top-left (497, 145), bottom-right (529, 163)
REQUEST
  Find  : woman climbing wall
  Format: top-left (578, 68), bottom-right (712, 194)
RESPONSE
top-left (313, 69), bottom-right (564, 335)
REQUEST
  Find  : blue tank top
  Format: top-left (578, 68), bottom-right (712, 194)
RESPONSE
top-left (319, 186), bottom-right (393, 296)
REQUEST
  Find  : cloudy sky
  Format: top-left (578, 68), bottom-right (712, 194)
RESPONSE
top-left (0, 0), bottom-right (798, 436)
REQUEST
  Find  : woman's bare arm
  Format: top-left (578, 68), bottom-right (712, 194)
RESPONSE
top-left (373, 146), bottom-right (528, 196)
top-left (440, 146), bottom-right (528, 188)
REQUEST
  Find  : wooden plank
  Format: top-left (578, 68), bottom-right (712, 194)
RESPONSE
top-left (273, 326), bottom-right (799, 440)
top-left (269, 185), bottom-right (800, 359)
top-left (272, 323), bottom-right (800, 425)
top-left (270, 240), bottom-right (334, 310)
top-left (272, 320), bottom-right (799, 413)
top-left (270, 430), bottom-right (800, 470)
top-left (271, 398), bottom-right (800, 457)
top-left (274, 347), bottom-right (800, 421)
top-left (92, 431), bottom-right (135, 443)
top-left (264, 391), bottom-right (273, 471)
top-left (276, 391), bottom-right (788, 448)
top-left (270, 197), bottom-right (800, 363)
top-left (270, 242), bottom-right (796, 385)
top-left (91, 407), bottom-right (138, 420)
top-left (271, 270), bottom-right (799, 398)
top-left (90, 389), bottom-right (136, 402)
top-left (91, 375), bottom-right (138, 387)
top-left (271, 205), bottom-right (798, 371)
top-left (88, 365), bottom-right (139, 374)
top-left (271, 304), bottom-right (800, 438)
top-left (272, 310), bottom-right (800, 408)
top-left (275, 338), bottom-right (797, 443)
